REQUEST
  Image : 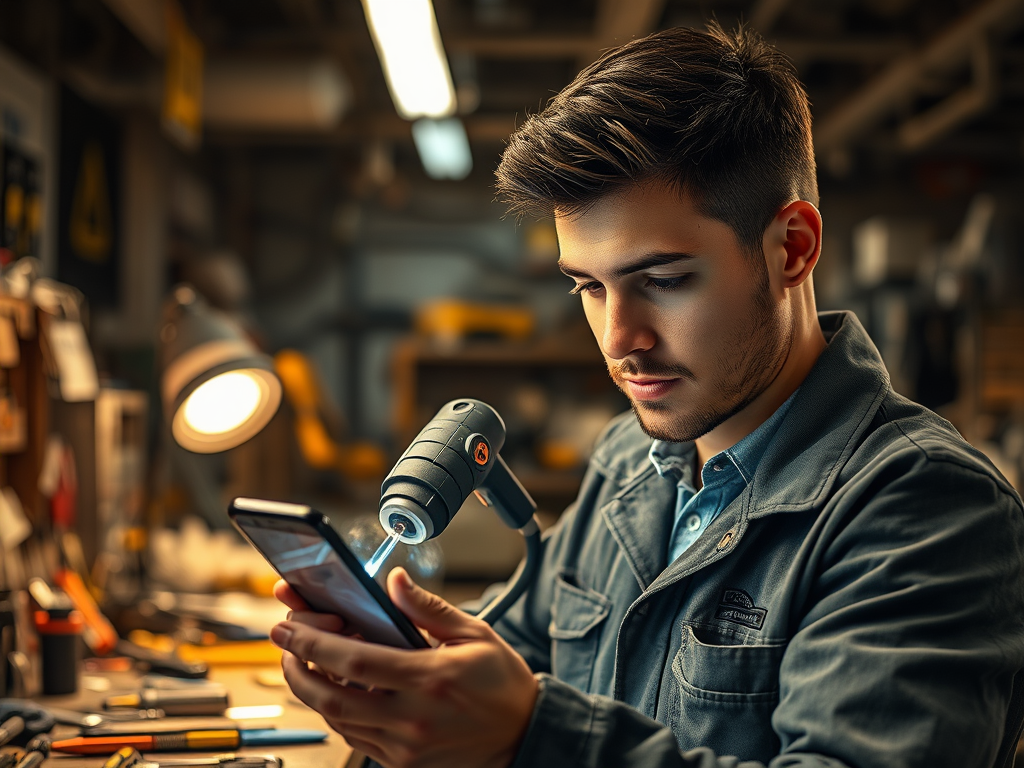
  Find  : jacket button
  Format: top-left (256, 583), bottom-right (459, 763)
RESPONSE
top-left (716, 530), bottom-right (735, 551)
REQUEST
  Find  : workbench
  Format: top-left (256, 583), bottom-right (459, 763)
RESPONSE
top-left (7, 665), bottom-right (362, 768)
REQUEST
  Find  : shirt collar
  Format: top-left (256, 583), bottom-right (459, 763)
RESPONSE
top-left (648, 388), bottom-right (800, 486)
top-left (649, 439), bottom-right (695, 484)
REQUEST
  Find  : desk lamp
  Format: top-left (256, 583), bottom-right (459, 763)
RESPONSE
top-left (160, 285), bottom-right (282, 453)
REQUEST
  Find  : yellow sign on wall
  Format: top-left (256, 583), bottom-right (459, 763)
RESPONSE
top-left (162, 0), bottom-right (203, 150)
top-left (69, 140), bottom-right (112, 263)
top-left (1, 143), bottom-right (43, 263)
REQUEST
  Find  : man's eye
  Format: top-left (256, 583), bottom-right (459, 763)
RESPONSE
top-left (569, 281), bottom-right (602, 296)
top-left (647, 275), bottom-right (692, 291)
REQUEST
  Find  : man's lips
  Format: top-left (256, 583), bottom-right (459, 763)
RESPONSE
top-left (621, 377), bottom-right (680, 401)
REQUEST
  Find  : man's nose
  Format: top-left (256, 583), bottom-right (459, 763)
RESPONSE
top-left (601, 293), bottom-right (655, 360)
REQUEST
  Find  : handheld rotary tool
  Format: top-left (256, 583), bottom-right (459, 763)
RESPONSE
top-left (378, 399), bottom-right (541, 624)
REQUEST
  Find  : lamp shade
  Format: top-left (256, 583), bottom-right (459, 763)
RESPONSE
top-left (160, 285), bottom-right (282, 453)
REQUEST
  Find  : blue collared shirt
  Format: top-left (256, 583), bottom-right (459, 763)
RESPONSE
top-left (649, 390), bottom-right (799, 564)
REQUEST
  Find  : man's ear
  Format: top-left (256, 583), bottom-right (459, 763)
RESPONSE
top-left (764, 200), bottom-right (821, 288)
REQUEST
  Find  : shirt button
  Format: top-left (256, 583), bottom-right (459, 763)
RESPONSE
top-left (712, 463), bottom-right (723, 472)
top-left (685, 514), bottom-right (701, 532)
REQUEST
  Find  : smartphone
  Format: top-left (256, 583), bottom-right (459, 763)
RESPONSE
top-left (229, 497), bottom-right (429, 649)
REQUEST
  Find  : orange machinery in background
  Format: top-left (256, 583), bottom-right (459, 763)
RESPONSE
top-left (273, 349), bottom-right (386, 481)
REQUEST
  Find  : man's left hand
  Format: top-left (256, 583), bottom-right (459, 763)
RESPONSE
top-left (269, 567), bottom-right (539, 768)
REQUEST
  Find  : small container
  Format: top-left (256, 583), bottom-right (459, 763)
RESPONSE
top-left (33, 608), bottom-right (83, 695)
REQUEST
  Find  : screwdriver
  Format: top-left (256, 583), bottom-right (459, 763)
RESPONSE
top-left (52, 729), bottom-right (326, 754)
top-left (101, 749), bottom-right (281, 768)
top-left (148, 756), bottom-right (281, 768)
top-left (104, 687), bottom-right (229, 716)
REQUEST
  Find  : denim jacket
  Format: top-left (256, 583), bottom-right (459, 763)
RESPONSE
top-left (497, 311), bottom-right (1024, 768)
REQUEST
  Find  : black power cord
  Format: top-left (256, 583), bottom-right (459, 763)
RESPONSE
top-left (478, 518), bottom-right (542, 625)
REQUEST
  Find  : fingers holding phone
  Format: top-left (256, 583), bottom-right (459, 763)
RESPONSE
top-left (274, 579), bottom-right (349, 635)
top-left (269, 568), bottom-right (538, 768)
top-left (273, 579), bottom-right (308, 611)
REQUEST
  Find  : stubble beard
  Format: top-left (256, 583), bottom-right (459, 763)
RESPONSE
top-left (609, 262), bottom-right (791, 443)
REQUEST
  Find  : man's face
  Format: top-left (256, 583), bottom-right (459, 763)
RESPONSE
top-left (556, 182), bottom-right (792, 443)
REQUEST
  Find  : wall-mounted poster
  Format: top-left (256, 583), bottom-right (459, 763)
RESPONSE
top-left (57, 85), bottom-right (120, 308)
top-left (0, 140), bottom-right (42, 265)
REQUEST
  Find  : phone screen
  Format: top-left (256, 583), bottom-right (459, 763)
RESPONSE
top-left (239, 519), bottom-right (420, 649)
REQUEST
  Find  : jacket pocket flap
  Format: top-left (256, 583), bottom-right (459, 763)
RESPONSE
top-left (675, 625), bottom-right (786, 695)
top-left (549, 574), bottom-right (611, 640)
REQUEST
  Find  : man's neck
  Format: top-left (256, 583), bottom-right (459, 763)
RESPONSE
top-left (694, 309), bottom-right (826, 469)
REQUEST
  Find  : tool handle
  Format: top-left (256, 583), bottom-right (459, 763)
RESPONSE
top-left (14, 734), bottom-right (50, 768)
top-left (153, 731), bottom-right (240, 751)
top-left (0, 715), bottom-right (25, 747)
top-left (14, 751), bottom-right (44, 768)
top-left (105, 687), bottom-right (227, 716)
top-left (54, 569), bottom-right (118, 655)
top-left (102, 747), bottom-right (142, 768)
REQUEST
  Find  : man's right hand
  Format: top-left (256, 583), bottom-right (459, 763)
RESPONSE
top-left (270, 568), bottom-right (538, 768)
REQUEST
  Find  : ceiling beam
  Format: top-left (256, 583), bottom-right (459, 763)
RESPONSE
top-left (749, 0), bottom-right (792, 34)
top-left (814, 0), bottom-right (1024, 160)
top-left (448, 34), bottom-right (909, 63)
top-left (896, 38), bottom-right (998, 151)
top-left (593, 0), bottom-right (666, 42)
top-left (777, 37), bottom-right (909, 64)
top-left (205, 112), bottom-right (523, 145)
top-left (581, 0), bottom-right (667, 68)
top-left (99, 0), bottom-right (167, 56)
top-left (274, 0), bottom-right (324, 27)
top-left (448, 35), bottom-right (594, 58)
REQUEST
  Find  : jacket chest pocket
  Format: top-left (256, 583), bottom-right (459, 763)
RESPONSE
top-left (667, 625), bottom-right (786, 762)
top-left (548, 573), bottom-right (611, 693)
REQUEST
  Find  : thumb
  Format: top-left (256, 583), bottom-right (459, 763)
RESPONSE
top-left (387, 567), bottom-right (487, 643)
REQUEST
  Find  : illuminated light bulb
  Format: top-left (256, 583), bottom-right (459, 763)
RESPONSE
top-left (362, 0), bottom-right (456, 119)
top-left (183, 371), bottom-right (263, 435)
top-left (412, 118), bottom-right (472, 179)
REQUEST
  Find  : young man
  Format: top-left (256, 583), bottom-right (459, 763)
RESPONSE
top-left (269, 25), bottom-right (1024, 768)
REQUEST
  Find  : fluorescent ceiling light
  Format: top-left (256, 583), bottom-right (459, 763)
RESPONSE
top-left (362, 0), bottom-right (456, 119)
top-left (412, 118), bottom-right (473, 179)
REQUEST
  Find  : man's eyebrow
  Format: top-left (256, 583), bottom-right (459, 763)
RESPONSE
top-left (557, 252), bottom-right (698, 280)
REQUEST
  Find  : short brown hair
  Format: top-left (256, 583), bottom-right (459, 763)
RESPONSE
top-left (496, 23), bottom-right (818, 257)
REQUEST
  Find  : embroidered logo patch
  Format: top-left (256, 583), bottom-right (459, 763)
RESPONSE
top-left (714, 588), bottom-right (767, 630)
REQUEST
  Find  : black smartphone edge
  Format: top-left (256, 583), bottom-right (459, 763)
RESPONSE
top-left (228, 496), bottom-right (429, 649)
